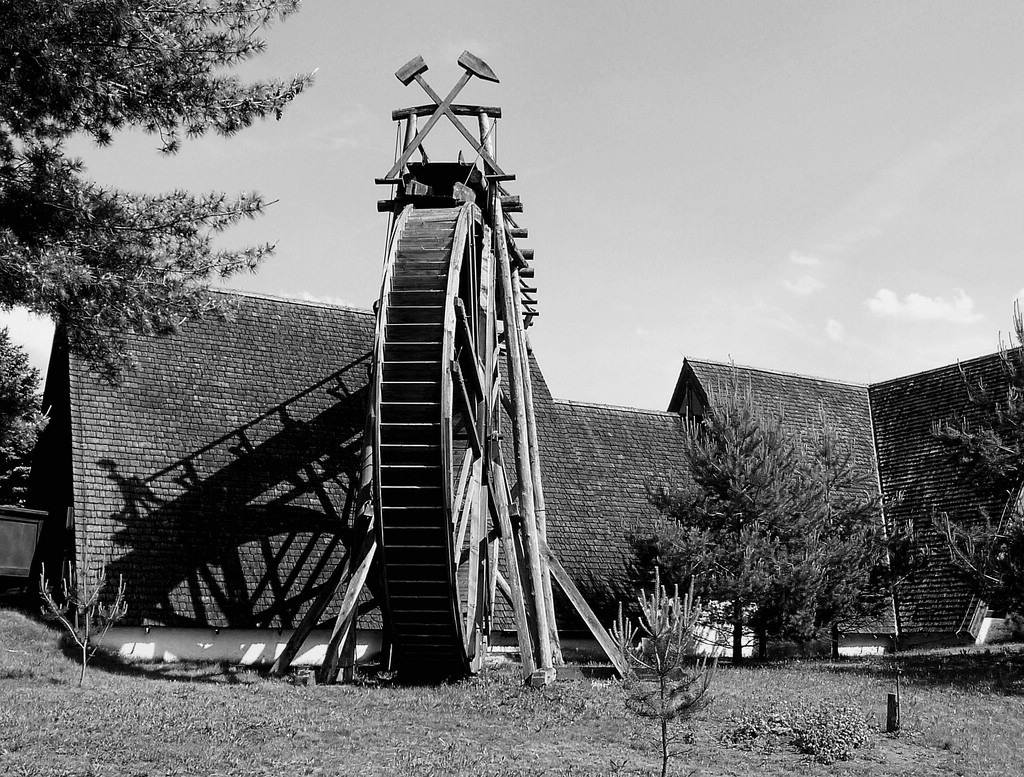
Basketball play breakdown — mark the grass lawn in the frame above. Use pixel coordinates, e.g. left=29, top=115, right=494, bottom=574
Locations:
left=2, top=608, right=1022, bottom=776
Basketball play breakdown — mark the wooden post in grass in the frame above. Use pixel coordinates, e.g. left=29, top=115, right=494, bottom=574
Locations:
left=886, top=693, right=900, bottom=733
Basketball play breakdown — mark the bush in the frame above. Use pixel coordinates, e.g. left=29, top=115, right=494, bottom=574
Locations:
left=726, top=700, right=872, bottom=764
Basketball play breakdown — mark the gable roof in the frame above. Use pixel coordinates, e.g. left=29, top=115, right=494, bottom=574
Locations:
left=34, top=291, right=1008, bottom=640
left=59, top=292, right=376, bottom=627
left=33, top=290, right=689, bottom=630
left=869, top=352, right=1012, bottom=635
left=670, top=357, right=894, bottom=634
left=673, top=358, right=877, bottom=473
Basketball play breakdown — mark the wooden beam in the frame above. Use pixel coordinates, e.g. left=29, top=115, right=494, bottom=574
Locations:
left=464, top=458, right=485, bottom=656
left=501, top=195, right=523, bottom=212
left=508, top=227, right=528, bottom=239
left=405, top=72, right=507, bottom=177
left=385, top=70, right=473, bottom=179
left=495, top=568, right=514, bottom=606
left=316, top=530, right=378, bottom=684
left=539, top=536, right=627, bottom=678
left=495, top=212, right=553, bottom=677
left=489, top=463, right=537, bottom=679
left=512, top=273, right=562, bottom=666
left=452, top=362, right=483, bottom=456
left=269, top=546, right=352, bottom=677
left=392, top=104, right=502, bottom=120
left=454, top=298, right=487, bottom=397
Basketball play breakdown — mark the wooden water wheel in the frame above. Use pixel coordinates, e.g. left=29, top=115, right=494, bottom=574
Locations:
left=272, top=52, right=627, bottom=685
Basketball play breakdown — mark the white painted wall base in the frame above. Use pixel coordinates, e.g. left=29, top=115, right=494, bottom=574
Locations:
left=94, top=627, right=382, bottom=667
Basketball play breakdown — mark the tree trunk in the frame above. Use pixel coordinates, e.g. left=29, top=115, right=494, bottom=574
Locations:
left=732, top=601, right=744, bottom=665
left=830, top=622, right=840, bottom=661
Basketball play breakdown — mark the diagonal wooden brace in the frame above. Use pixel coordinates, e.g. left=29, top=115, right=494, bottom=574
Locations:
left=407, top=72, right=506, bottom=177
left=386, top=69, right=474, bottom=179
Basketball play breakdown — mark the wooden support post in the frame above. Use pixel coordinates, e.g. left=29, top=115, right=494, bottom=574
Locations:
left=489, top=461, right=536, bottom=680
left=403, top=115, right=417, bottom=168
left=886, top=693, right=900, bottom=733
left=269, top=547, right=352, bottom=677
left=271, top=396, right=379, bottom=679
left=464, top=457, right=485, bottom=660
left=495, top=200, right=554, bottom=682
left=511, top=273, right=562, bottom=666
left=316, top=529, right=378, bottom=684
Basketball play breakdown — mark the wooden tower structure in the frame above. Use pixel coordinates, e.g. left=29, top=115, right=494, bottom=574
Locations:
left=272, top=52, right=625, bottom=685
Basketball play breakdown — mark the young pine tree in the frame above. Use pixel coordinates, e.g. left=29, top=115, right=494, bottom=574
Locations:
left=638, top=370, right=887, bottom=662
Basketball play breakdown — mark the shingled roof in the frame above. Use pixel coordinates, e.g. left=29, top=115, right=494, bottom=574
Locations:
left=536, top=398, right=689, bottom=619
left=869, top=353, right=1012, bottom=635
left=669, top=357, right=894, bottom=634
left=30, top=291, right=689, bottom=631
left=671, top=358, right=878, bottom=473
left=34, top=292, right=1008, bottom=643
left=39, top=292, right=376, bottom=628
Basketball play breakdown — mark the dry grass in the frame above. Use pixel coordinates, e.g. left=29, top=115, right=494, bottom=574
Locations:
left=1, top=608, right=1022, bottom=776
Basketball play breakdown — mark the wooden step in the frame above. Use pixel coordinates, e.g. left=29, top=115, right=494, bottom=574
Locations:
left=389, top=290, right=446, bottom=307
left=385, top=323, right=443, bottom=343
left=392, top=274, right=448, bottom=291
left=384, top=342, right=442, bottom=361
left=386, top=306, right=444, bottom=325
left=380, top=465, right=442, bottom=488
left=380, top=485, right=443, bottom=507
left=382, top=361, right=439, bottom=381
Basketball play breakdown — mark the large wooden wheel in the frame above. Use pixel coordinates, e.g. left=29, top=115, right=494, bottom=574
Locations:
left=371, top=202, right=493, bottom=680
left=269, top=52, right=629, bottom=686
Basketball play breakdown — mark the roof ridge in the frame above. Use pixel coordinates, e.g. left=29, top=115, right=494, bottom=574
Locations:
left=552, top=397, right=680, bottom=418
left=685, top=355, right=868, bottom=389
left=868, top=349, right=1006, bottom=388
left=213, top=287, right=373, bottom=316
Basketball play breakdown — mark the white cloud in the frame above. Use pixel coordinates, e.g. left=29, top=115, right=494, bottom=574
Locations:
left=789, top=251, right=821, bottom=266
left=864, top=288, right=983, bottom=324
left=825, top=319, right=845, bottom=342
left=783, top=275, right=824, bottom=295
left=0, top=307, right=55, bottom=379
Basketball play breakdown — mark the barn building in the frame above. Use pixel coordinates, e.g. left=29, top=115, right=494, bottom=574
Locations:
left=25, top=290, right=1015, bottom=664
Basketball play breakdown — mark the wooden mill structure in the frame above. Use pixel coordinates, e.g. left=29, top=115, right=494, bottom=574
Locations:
left=272, top=52, right=624, bottom=685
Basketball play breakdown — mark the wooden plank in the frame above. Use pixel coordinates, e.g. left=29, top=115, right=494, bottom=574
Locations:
left=452, top=362, right=483, bottom=456
left=453, top=298, right=487, bottom=397
left=385, top=70, right=473, bottom=179
left=268, top=546, right=352, bottom=677
left=453, top=471, right=478, bottom=567
left=494, top=200, right=553, bottom=673
left=489, top=466, right=536, bottom=679
left=452, top=447, right=475, bottom=522
left=316, top=529, right=379, bottom=684
left=512, top=273, right=562, bottom=666
left=540, top=536, right=627, bottom=678
left=392, top=104, right=502, bottom=120
left=408, top=73, right=506, bottom=177
left=464, top=457, right=484, bottom=655
left=495, top=568, right=514, bottom=607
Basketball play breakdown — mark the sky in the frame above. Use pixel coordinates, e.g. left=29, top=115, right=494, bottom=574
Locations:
left=4, top=1, right=1024, bottom=410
